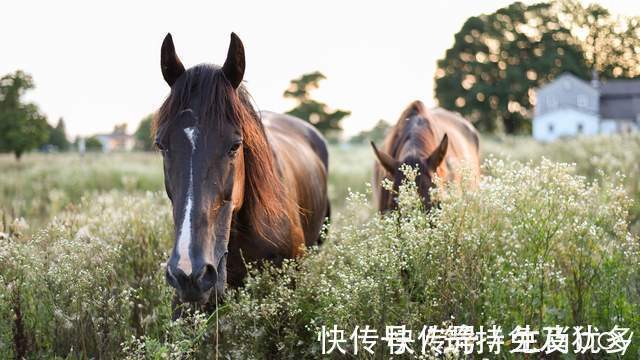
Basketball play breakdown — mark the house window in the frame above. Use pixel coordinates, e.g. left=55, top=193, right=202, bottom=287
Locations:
left=546, top=97, right=558, bottom=109
left=577, top=95, right=588, bottom=108
left=548, top=124, right=554, bottom=133
left=577, top=123, right=584, bottom=133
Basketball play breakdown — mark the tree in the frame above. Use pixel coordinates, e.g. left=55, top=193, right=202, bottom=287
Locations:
left=436, top=1, right=640, bottom=134
left=48, top=117, right=70, bottom=151
left=435, top=2, right=589, bottom=134
left=0, top=71, right=49, bottom=160
left=134, top=114, right=153, bottom=151
left=349, top=120, right=391, bottom=144
left=85, top=136, right=103, bottom=152
left=284, top=71, right=351, bottom=140
left=559, top=0, right=640, bottom=79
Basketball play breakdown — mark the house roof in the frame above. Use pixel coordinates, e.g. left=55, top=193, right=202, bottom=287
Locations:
left=535, top=72, right=640, bottom=122
left=599, top=79, right=640, bottom=121
left=599, top=79, right=640, bottom=96
left=536, top=73, right=599, bottom=97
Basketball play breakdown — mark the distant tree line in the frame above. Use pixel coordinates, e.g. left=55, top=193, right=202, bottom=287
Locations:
left=0, top=68, right=367, bottom=153
left=0, top=70, right=112, bottom=159
left=134, top=114, right=153, bottom=151
left=0, top=69, right=160, bottom=159
left=47, top=117, right=70, bottom=151
left=349, top=120, right=391, bottom=144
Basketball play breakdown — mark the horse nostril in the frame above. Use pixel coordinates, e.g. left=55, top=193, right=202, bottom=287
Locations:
left=166, top=263, right=218, bottom=302
left=165, top=267, right=180, bottom=289
left=195, top=264, right=217, bottom=293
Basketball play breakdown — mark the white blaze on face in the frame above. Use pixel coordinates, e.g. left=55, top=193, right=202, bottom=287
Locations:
left=176, top=126, right=198, bottom=275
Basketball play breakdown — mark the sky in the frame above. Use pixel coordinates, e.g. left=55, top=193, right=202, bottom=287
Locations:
left=1, top=0, right=639, bottom=138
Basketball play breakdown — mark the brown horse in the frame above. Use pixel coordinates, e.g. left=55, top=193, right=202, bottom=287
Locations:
left=154, top=33, right=330, bottom=305
left=371, top=100, right=480, bottom=212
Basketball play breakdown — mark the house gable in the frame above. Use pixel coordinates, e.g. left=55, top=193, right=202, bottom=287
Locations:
left=535, top=73, right=599, bottom=117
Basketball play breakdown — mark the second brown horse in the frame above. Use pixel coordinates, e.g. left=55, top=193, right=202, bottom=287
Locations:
left=371, top=100, right=480, bottom=212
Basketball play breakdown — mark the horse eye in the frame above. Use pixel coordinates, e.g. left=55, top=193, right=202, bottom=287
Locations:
left=228, top=141, right=242, bottom=156
left=155, top=140, right=167, bottom=152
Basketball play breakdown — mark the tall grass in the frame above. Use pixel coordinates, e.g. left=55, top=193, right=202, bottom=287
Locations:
left=483, top=134, right=640, bottom=231
left=214, top=159, right=639, bottom=358
left=0, top=145, right=373, bottom=228
left=0, top=192, right=174, bottom=358
left=0, top=153, right=163, bottom=227
left=0, top=134, right=639, bottom=358
left=327, top=143, right=373, bottom=212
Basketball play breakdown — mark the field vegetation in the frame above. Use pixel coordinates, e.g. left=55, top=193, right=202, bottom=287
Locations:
left=1, top=134, right=639, bottom=358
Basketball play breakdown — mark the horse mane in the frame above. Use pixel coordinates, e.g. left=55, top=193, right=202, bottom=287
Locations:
left=152, top=64, right=291, bottom=247
left=385, top=100, right=440, bottom=159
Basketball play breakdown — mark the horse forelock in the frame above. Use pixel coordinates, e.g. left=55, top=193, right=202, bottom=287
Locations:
left=387, top=101, right=441, bottom=160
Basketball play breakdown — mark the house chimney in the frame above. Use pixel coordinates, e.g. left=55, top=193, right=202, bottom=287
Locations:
left=591, top=69, right=600, bottom=89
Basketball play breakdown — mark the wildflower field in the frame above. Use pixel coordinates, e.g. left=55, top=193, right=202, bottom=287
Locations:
left=1, top=135, right=640, bottom=358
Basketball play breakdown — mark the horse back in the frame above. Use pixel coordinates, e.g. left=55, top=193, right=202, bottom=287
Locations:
left=428, top=107, right=481, bottom=182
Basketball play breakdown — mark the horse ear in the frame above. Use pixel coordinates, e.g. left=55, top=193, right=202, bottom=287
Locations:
left=222, top=32, right=245, bottom=89
left=371, top=141, right=399, bottom=174
left=425, top=134, right=448, bottom=171
left=161, top=33, right=185, bottom=87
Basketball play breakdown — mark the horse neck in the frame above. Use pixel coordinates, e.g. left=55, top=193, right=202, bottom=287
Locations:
left=231, top=134, right=293, bottom=254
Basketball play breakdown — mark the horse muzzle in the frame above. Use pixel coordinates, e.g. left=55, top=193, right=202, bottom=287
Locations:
left=166, top=253, right=228, bottom=304
left=166, top=262, right=218, bottom=303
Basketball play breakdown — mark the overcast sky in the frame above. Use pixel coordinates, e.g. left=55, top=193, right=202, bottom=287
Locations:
left=1, top=0, right=638, bottom=138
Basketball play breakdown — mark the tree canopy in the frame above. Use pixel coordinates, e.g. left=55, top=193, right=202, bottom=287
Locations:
left=560, top=0, right=640, bottom=78
left=134, top=114, right=154, bottom=151
left=283, top=71, right=350, bottom=140
left=349, top=119, right=391, bottom=144
left=48, top=117, right=70, bottom=151
left=434, top=0, right=640, bottom=134
left=0, top=70, right=49, bottom=159
left=85, top=136, right=103, bottom=152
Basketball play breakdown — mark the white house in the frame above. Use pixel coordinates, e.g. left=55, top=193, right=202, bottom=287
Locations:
left=533, top=72, right=640, bottom=142
left=95, top=127, right=135, bottom=152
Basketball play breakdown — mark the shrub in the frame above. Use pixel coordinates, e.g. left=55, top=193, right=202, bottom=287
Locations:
left=484, top=134, right=640, bottom=230
left=216, top=159, right=640, bottom=358
left=0, top=192, right=173, bottom=358
left=1, top=136, right=640, bottom=358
